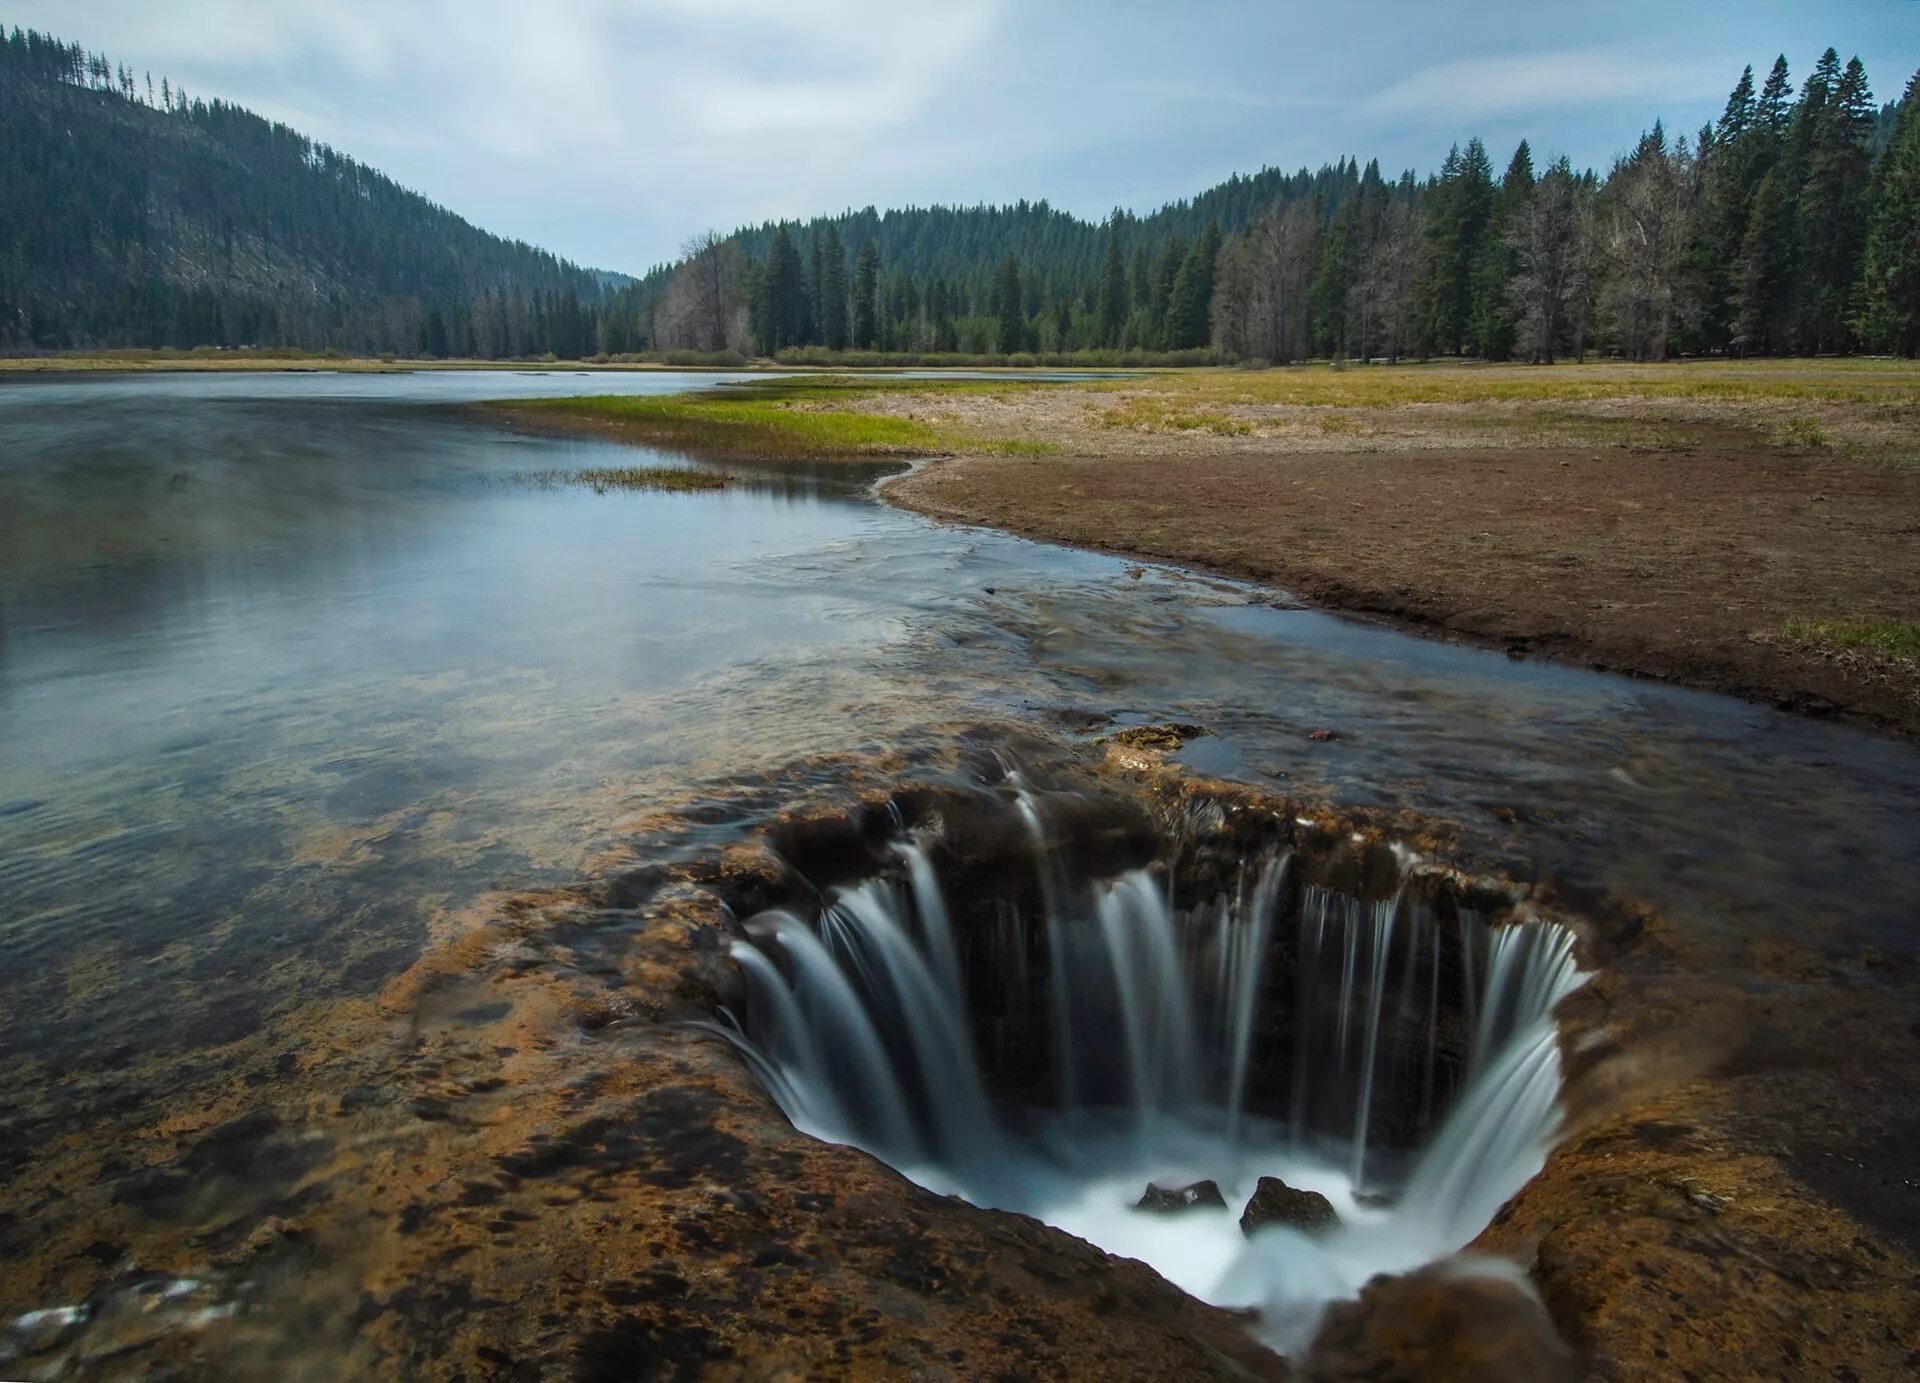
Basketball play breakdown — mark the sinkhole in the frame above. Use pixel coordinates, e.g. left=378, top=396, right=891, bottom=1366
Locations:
left=708, top=776, right=1587, bottom=1351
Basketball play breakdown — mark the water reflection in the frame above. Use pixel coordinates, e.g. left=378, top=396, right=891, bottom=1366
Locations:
left=1, top=367, right=1916, bottom=1173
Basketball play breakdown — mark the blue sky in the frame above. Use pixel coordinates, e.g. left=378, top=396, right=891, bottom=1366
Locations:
left=20, top=1, right=1920, bottom=274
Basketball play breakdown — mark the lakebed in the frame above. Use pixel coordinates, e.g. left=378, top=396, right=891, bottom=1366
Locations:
left=2, top=367, right=1917, bottom=1377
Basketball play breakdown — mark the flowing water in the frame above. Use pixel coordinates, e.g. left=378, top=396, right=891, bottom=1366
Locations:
left=716, top=804, right=1584, bottom=1351
left=3, top=370, right=1919, bottom=1367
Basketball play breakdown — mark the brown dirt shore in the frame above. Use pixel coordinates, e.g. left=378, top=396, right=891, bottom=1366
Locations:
left=879, top=376, right=1920, bottom=738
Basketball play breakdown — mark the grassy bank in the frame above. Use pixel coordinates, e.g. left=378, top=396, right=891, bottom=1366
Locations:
left=487, top=377, right=1062, bottom=461
left=486, top=358, right=1920, bottom=473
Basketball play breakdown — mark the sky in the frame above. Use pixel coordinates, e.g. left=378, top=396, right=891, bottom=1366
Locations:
left=18, top=1, right=1920, bottom=274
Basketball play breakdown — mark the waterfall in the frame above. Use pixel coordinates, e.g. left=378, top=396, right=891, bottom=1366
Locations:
left=715, top=809, right=1586, bottom=1348
left=1222, top=853, right=1287, bottom=1140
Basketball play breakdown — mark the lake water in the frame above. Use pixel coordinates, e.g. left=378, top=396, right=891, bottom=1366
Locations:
left=3, top=369, right=1916, bottom=1365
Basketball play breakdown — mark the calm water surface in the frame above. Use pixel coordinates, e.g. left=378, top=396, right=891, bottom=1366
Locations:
left=2, top=369, right=1917, bottom=1346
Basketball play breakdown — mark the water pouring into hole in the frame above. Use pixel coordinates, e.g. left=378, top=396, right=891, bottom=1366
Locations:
left=710, top=784, right=1586, bottom=1353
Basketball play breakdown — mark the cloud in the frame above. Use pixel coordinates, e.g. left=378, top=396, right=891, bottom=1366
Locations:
left=1361, top=47, right=1726, bottom=124
left=21, top=3, right=1915, bottom=270
left=13, top=0, right=1007, bottom=264
left=1104, top=78, right=1330, bottom=114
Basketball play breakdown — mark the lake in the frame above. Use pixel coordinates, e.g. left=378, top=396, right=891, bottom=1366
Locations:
left=3, top=369, right=1915, bottom=1368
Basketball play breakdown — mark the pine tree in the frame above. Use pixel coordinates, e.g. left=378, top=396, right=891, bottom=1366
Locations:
left=1855, top=69, right=1920, bottom=354
left=1049, top=284, right=1071, bottom=350
left=1097, top=216, right=1127, bottom=347
left=822, top=226, right=849, bottom=350
left=1690, top=66, right=1759, bottom=352
left=1794, top=54, right=1875, bottom=351
left=1735, top=168, right=1794, bottom=352
left=996, top=252, right=1025, bottom=354
left=1756, top=55, right=1794, bottom=137
left=1780, top=48, right=1843, bottom=350
left=1189, top=220, right=1223, bottom=347
left=1127, top=243, right=1152, bottom=316
left=1470, top=141, right=1533, bottom=359
left=850, top=241, right=879, bottom=350
left=1148, top=235, right=1185, bottom=347
left=756, top=225, right=805, bottom=353
left=1731, top=57, right=1797, bottom=353
left=1312, top=195, right=1356, bottom=357
left=1424, top=139, right=1494, bottom=354
left=1163, top=221, right=1221, bottom=349
left=806, top=231, right=825, bottom=346
left=928, top=277, right=953, bottom=351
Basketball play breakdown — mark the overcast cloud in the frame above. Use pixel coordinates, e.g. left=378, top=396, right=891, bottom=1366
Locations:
left=16, top=1, right=1920, bottom=273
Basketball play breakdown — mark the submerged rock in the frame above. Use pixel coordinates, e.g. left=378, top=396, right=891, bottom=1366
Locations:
left=1240, top=1176, right=1339, bottom=1235
left=1135, top=1180, right=1229, bottom=1214
left=1103, top=722, right=1212, bottom=753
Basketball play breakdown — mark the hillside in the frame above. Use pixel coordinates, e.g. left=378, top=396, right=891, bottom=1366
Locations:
left=726, top=162, right=1368, bottom=288
left=6, top=20, right=1914, bottom=365
left=0, top=26, right=626, bottom=355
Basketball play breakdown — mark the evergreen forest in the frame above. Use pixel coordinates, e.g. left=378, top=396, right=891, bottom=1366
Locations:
left=5, top=23, right=1918, bottom=362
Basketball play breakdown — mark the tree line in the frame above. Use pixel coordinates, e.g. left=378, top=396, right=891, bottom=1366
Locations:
left=6, top=21, right=1917, bottom=363
left=656, top=49, right=1919, bottom=363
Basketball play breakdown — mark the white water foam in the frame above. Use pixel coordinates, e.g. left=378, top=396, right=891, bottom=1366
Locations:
left=716, top=819, right=1584, bottom=1353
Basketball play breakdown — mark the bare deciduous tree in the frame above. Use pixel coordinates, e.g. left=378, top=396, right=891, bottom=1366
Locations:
left=1600, top=130, right=1695, bottom=361
left=1508, top=159, right=1595, bottom=365
left=659, top=230, right=745, bottom=352
left=1213, top=200, right=1319, bottom=363
left=1371, top=202, right=1428, bottom=364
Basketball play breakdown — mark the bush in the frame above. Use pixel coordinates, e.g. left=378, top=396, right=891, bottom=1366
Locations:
left=653, top=348, right=748, bottom=368
left=768, top=346, right=1228, bottom=369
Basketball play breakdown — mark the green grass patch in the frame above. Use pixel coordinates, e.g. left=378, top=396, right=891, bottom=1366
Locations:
left=490, top=376, right=1065, bottom=461
left=493, top=391, right=939, bottom=460
left=512, top=465, right=733, bottom=494
left=1781, top=617, right=1920, bottom=661
left=1777, top=415, right=1831, bottom=448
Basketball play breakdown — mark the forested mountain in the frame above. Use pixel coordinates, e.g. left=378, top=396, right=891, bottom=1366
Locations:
left=5, top=19, right=1918, bottom=363
left=0, top=25, right=648, bottom=355
left=657, top=50, right=1920, bottom=362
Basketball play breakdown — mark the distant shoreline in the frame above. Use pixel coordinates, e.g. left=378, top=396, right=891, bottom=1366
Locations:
left=0, top=354, right=742, bottom=375
left=0, top=351, right=1170, bottom=375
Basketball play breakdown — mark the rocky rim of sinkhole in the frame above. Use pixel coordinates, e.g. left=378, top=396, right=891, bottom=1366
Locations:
left=692, top=752, right=1604, bottom=1361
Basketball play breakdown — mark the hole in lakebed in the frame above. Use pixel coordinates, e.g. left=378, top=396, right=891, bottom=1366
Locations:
left=707, top=775, right=1589, bottom=1353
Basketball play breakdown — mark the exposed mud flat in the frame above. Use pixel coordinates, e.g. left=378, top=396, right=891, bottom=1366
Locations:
left=887, top=425, right=1920, bottom=738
